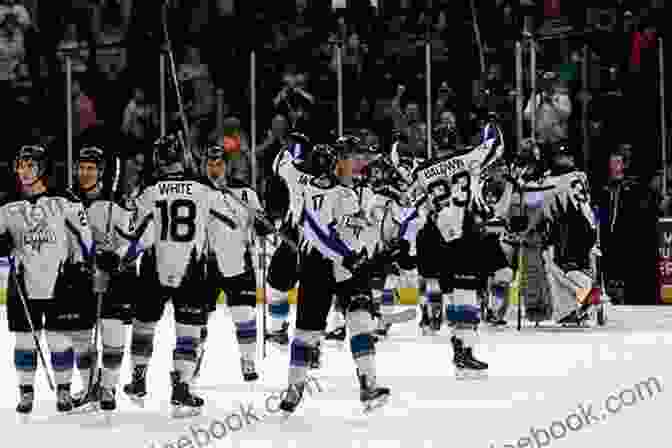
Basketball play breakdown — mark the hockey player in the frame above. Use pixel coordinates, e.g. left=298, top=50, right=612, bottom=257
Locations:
left=533, top=145, right=598, bottom=325
left=197, top=144, right=271, bottom=383
left=409, top=122, right=506, bottom=377
left=69, top=146, right=137, bottom=413
left=326, top=153, right=418, bottom=342
left=264, top=132, right=314, bottom=349
left=122, top=133, right=240, bottom=417
left=278, top=143, right=390, bottom=415
left=0, top=145, right=94, bottom=415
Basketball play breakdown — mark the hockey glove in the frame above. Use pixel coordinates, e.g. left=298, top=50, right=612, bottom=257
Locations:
left=96, top=250, right=122, bottom=273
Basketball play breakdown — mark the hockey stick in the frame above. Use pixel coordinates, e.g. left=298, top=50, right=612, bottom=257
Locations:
left=260, top=236, right=268, bottom=359
left=160, top=1, right=192, bottom=171
left=9, top=257, right=55, bottom=391
left=88, top=157, right=121, bottom=395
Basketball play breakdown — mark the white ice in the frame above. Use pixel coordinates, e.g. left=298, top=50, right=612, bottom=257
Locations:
left=1, top=304, right=671, bottom=448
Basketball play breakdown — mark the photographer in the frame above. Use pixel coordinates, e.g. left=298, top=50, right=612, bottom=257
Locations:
left=272, top=68, right=314, bottom=130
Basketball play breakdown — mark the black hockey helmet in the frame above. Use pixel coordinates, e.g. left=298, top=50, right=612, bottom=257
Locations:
left=362, top=155, right=401, bottom=189
left=309, top=143, right=338, bottom=177
left=14, top=144, right=50, bottom=180
left=78, top=146, right=106, bottom=170
left=205, top=144, right=226, bottom=161
left=153, top=132, right=185, bottom=173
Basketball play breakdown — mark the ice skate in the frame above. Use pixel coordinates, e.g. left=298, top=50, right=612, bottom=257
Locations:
left=170, top=371, right=204, bottom=418
left=278, top=382, right=305, bottom=417
left=266, top=321, right=289, bottom=349
left=240, top=358, right=259, bottom=382
left=72, top=371, right=102, bottom=413
left=452, top=336, right=488, bottom=380
left=374, top=317, right=391, bottom=339
left=324, top=325, right=346, bottom=345
left=99, top=387, right=116, bottom=424
left=56, top=384, right=74, bottom=413
left=358, top=371, right=390, bottom=414
left=123, top=365, right=147, bottom=407
left=16, top=385, right=34, bottom=418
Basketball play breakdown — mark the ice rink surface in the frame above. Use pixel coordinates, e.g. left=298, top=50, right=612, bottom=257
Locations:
left=2, top=304, right=671, bottom=448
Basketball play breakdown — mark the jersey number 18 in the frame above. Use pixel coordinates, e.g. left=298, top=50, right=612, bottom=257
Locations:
left=155, top=199, right=196, bottom=242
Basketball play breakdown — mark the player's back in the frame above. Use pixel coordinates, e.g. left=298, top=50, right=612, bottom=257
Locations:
left=137, top=176, right=218, bottom=287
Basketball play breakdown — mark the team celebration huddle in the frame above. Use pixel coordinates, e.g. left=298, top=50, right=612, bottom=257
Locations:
left=0, top=117, right=606, bottom=422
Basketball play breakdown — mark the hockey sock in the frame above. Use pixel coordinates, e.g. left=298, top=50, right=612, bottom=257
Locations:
left=14, top=332, right=37, bottom=386
left=46, top=331, right=74, bottom=387
left=268, top=288, right=290, bottom=332
left=129, top=320, right=156, bottom=369
left=230, top=305, right=256, bottom=361
left=173, top=323, right=200, bottom=382
left=100, top=318, right=125, bottom=389
left=289, top=330, right=321, bottom=386
left=382, top=275, right=400, bottom=314
left=446, top=289, right=480, bottom=348
left=328, top=298, right=346, bottom=330
left=346, top=310, right=377, bottom=379
left=70, top=329, right=98, bottom=390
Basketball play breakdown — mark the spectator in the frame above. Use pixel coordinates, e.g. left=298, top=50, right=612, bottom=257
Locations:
left=524, top=71, right=572, bottom=145
left=598, top=147, right=658, bottom=305
left=391, top=96, right=429, bottom=158
left=433, top=109, right=463, bottom=157
left=72, top=76, right=98, bottom=140
left=178, top=45, right=214, bottom=119
left=273, top=67, right=314, bottom=131
left=121, top=86, right=158, bottom=157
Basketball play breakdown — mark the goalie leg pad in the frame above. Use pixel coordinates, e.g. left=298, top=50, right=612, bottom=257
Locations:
left=15, top=332, right=37, bottom=385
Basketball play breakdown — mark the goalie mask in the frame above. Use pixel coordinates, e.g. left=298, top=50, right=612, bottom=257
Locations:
left=14, top=145, right=49, bottom=189
left=77, top=146, right=105, bottom=192
left=153, top=132, right=185, bottom=176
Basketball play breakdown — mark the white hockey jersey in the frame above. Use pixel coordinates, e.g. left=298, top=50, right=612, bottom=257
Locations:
left=133, top=174, right=239, bottom=287
left=0, top=190, right=94, bottom=300
left=272, top=148, right=314, bottom=228
left=300, top=177, right=359, bottom=262
left=409, top=125, right=503, bottom=243
left=206, top=178, right=261, bottom=278
left=80, top=192, right=135, bottom=292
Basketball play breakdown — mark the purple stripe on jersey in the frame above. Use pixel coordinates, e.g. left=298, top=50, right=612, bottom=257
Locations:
left=302, top=208, right=353, bottom=258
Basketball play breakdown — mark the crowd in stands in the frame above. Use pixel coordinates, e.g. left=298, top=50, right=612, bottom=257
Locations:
left=0, top=1, right=668, bottom=202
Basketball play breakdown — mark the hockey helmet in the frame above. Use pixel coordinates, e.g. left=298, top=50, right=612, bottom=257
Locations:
left=153, top=132, right=185, bottom=174
left=362, top=155, right=398, bottom=189
left=308, top=143, right=338, bottom=177
left=205, top=144, right=226, bottom=161
left=14, top=145, right=50, bottom=186
left=77, top=146, right=106, bottom=191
